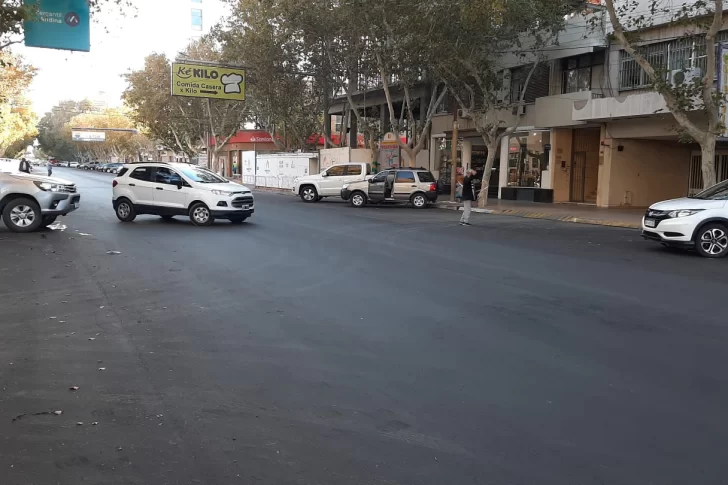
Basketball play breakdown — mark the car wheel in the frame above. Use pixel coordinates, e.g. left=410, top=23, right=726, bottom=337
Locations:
left=2, top=197, right=43, bottom=233
left=350, top=191, right=367, bottom=207
left=229, top=215, right=248, bottom=224
left=42, top=215, right=57, bottom=227
left=115, top=199, right=136, bottom=222
left=190, top=203, right=214, bottom=226
left=410, top=193, right=427, bottom=209
left=695, top=223, right=728, bottom=258
left=300, top=185, right=318, bottom=202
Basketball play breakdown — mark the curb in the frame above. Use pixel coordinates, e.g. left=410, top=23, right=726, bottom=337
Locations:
left=433, top=203, right=640, bottom=229
left=250, top=186, right=296, bottom=196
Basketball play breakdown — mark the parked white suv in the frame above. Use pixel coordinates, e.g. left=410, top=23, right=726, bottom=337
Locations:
left=112, top=163, right=254, bottom=226
left=293, top=163, right=371, bottom=202
left=641, top=179, right=728, bottom=257
left=0, top=163, right=80, bottom=232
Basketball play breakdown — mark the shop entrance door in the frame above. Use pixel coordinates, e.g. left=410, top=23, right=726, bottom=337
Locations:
left=570, top=153, right=586, bottom=202
left=570, top=129, right=600, bottom=203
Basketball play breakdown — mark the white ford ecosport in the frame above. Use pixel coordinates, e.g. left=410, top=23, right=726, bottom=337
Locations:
left=112, top=162, right=254, bottom=226
left=642, top=179, right=728, bottom=257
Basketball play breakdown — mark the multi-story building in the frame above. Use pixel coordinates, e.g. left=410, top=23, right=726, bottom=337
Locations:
left=330, top=3, right=728, bottom=208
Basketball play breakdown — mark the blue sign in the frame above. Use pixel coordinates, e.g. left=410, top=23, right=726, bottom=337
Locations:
left=24, top=0, right=90, bottom=52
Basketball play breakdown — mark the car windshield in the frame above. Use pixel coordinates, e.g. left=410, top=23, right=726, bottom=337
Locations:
left=691, top=180, right=728, bottom=200
left=178, top=166, right=228, bottom=183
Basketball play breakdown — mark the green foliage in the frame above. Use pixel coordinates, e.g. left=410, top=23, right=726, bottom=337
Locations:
left=0, top=51, right=36, bottom=157
left=219, top=0, right=325, bottom=150
left=37, top=100, right=92, bottom=160
left=123, top=37, right=249, bottom=165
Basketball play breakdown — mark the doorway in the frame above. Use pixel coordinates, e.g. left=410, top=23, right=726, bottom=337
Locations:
left=570, top=129, right=600, bottom=203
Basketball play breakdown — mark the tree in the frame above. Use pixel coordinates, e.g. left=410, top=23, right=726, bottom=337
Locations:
left=0, top=51, right=36, bottom=157
left=602, top=0, right=724, bottom=189
left=1, top=0, right=134, bottom=52
left=181, top=36, right=250, bottom=172
left=63, top=108, right=148, bottom=162
left=433, top=0, right=573, bottom=207
left=361, top=0, right=449, bottom=167
left=219, top=0, right=322, bottom=151
left=124, top=37, right=249, bottom=171
left=37, top=100, right=94, bottom=160
left=123, top=53, right=206, bottom=160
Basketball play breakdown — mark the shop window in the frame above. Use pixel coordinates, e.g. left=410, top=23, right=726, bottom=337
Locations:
left=435, top=139, right=460, bottom=188
left=507, top=131, right=550, bottom=188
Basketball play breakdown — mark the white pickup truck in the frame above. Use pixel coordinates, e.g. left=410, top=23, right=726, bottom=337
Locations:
left=292, top=163, right=371, bottom=202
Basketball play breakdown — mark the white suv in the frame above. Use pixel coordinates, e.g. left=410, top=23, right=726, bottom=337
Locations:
left=112, top=163, right=254, bottom=226
left=642, top=180, right=728, bottom=257
left=293, top=163, right=371, bottom=202
left=0, top=164, right=80, bottom=232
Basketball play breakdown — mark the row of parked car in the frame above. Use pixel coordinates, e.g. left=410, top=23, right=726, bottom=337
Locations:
left=70, top=161, right=125, bottom=173
left=77, top=162, right=124, bottom=173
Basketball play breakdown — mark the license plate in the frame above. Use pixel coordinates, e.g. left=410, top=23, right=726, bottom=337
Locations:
left=644, top=218, right=656, bottom=228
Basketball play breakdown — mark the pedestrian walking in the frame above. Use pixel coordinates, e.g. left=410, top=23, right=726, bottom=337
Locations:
left=19, top=158, right=32, bottom=174
left=47, top=163, right=53, bottom=177
left=459, top=168, right=477, bottom=226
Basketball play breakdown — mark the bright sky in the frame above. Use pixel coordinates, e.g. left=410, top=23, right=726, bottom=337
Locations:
left=13, top=0, right=229, bottom=116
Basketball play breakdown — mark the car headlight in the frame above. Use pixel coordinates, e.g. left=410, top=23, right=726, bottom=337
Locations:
left=667, top=209, right=704, bottom=218
left=211, top=189, right=234, bottom=196
left=342, top=183, right=350, bottom=189
left=34, top=181, right=61, bottom=192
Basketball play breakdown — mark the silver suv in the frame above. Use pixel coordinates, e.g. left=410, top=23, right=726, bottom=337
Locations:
left=340, top=168, right=438, bottom=208
left=0, top=168, right=80, bottom=232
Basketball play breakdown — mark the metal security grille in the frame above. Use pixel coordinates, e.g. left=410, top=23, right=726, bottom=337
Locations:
left=618, top=31, right=728, bottom=90
left=688, top=152, right=728, bottom=195
left=570, top=152, right=587, bottom=202
left=688, top=154, right=703, bottom=196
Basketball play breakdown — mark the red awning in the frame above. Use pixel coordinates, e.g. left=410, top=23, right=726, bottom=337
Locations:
left=209, top=130, right=274, bottom=145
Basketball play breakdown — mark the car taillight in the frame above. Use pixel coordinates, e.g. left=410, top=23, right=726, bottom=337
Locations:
left=429, top=183, right=436, bottom=192
left=112, top=180, right=118, bottom=188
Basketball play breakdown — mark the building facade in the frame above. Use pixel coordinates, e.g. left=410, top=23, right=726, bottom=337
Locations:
left=429, top=9, right=728, bottom=208
left=330, top=5, right=728, bottom=208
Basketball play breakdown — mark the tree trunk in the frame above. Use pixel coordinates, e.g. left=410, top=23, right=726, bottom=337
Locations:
left=403, top=146, right=417, bottom=168
left=701, top=133, right=717, bottom=189
left=477, top=141, right=498, bottom=208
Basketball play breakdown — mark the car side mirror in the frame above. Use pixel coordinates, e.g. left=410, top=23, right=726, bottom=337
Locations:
left=176, top=181, right=183, bottom=189
left=321, top=172, right=328, bottom=177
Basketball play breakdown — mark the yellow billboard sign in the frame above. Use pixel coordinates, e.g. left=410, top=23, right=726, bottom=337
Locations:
left=171, top=62, right=245, bottom=101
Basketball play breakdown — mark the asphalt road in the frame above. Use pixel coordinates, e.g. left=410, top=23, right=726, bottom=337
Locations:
left=1, top=167, right=727, bottom=485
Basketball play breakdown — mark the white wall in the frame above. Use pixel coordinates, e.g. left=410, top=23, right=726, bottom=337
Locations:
left=245, top=153, right=315, bottom=189
left=320, top=147, right=349, bottom=169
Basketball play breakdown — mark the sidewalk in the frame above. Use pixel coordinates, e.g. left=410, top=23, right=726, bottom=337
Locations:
left=434, top=199, right=644, bottom=229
